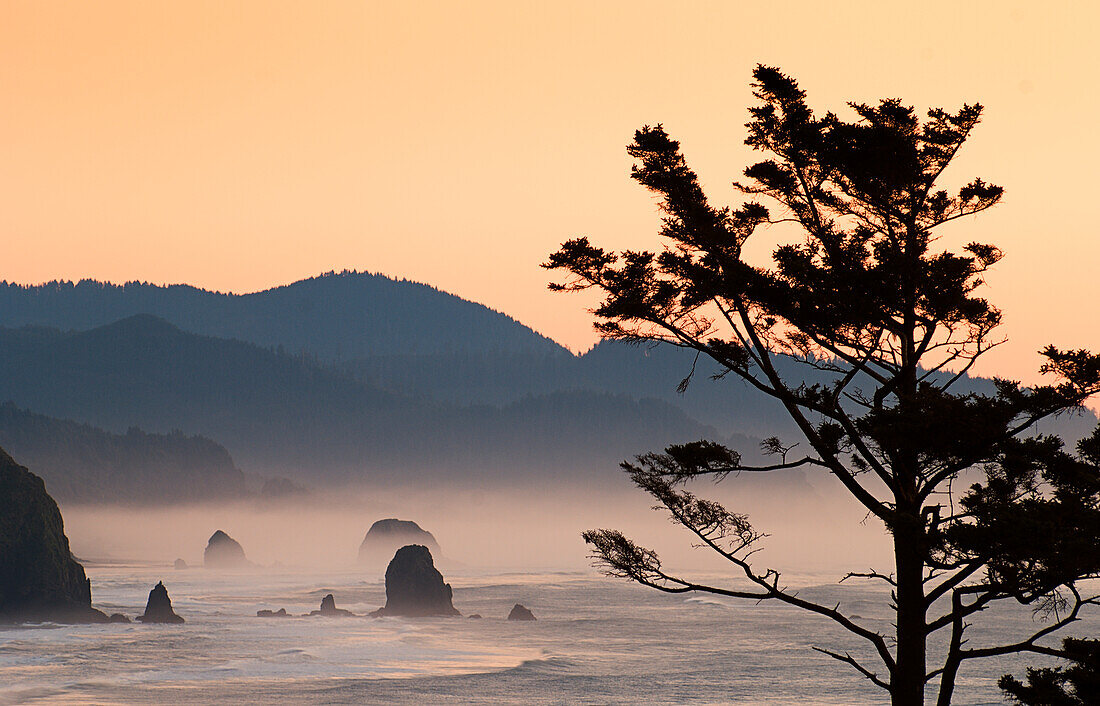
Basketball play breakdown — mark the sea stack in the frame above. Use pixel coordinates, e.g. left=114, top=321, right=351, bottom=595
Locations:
left=0, top=446, right=108, bottom=623
left=309, top=593, right=355, bottom=617
left=371, top=545, right=459, bottom=617
left=203, top=530, right=250, bottom=568
left=136, top=581, right=184, bottom=623
left=358, top=519, right=440, bottom=565
left=507, top=604, right=536, bottom=621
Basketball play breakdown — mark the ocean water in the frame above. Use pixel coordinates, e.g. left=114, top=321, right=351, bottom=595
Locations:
left=2, top=564, right=1094, bottom=705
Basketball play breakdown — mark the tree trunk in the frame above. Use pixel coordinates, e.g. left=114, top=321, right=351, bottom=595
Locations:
left=893, top=519, right=927, bottom=706
left=934, top=590, right=966, bottom=706
left=935, top=650, right=961, bottom=706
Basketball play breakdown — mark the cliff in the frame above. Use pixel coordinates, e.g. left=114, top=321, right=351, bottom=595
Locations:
left=0, top=447, right=107, bottom=623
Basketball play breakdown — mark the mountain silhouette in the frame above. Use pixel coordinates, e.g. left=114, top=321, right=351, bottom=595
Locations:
left=1, top=273, right=1091, bottom=498
left=0, top=403, right=247, bottom=504
left=0, top=316, right=720, bottom=487
left=344, top=339, right=1099, bottom=443
left=343, top=340, right=797, bottom=439
left=0, top=271, right=567, bottom=359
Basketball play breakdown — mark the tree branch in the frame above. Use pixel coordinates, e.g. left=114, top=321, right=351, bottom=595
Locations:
left=813, top=646, right=891, bottom=691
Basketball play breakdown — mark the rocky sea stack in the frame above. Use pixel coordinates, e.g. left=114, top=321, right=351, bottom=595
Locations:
left=136, top=581, right=184, bottom=623
left=358, top=519, right=440, bottom=565
left=309, top=593, right=355, bottom=617
left=0, top=446, right=107, bottom=623
left=507, top=604, right=536, bottom=621
left=371, top=544, right=459, bottom=617
left=203, top=530, right=250, bottom=568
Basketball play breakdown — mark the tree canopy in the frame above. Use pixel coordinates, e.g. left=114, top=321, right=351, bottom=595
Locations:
left=546, top=65, right=1100, bottom=706
left=1000, top=637, right=1100, bottom=705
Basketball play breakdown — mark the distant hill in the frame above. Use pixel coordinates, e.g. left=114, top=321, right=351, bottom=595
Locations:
left=0, top=403, right=247, bottom=504
left=0, top=271, right=567, bottom=358
left=2, top=269, right=1091, bottom=450
left=341, top=344, right=792, bottom=437
left=0, top=316, right=723, bottom=486
left=0, top=313, right=400, bottom=438
left=342, top=340, right=1099, bottom=443
left=0, top=315, right=406, bottom=476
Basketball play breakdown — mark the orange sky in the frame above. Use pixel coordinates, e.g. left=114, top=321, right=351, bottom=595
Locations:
left=2, top=1, right=1098, bottom=380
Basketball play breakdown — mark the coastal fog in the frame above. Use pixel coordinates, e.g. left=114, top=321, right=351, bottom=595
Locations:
left=18, top=478, right=1094, bottom=706
left=60, top=476, right=893, bottom=579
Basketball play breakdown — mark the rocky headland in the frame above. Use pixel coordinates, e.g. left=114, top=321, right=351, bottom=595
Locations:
left=0, top=446, right=108, bottom=623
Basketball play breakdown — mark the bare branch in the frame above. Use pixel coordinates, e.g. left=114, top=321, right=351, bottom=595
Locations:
left=813, top=647, right=891, bottom=691
left=842, top=570, right=897, bottom=587
left=957, top=586, right=1095, bottom=662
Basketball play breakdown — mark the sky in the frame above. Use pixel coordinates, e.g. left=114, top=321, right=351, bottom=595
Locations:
left=2, top=1, right=1098, bottom=381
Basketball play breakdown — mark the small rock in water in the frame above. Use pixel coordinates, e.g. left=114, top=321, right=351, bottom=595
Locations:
left=173, top=558, right=188, bottom=570
left=108, top=613, right=131, bottom=623
left=257, top=608, right=289, bottom=618
left=507, top=604, right=536, bottom=621
left=467, top=614, right=483, bottom=619
left=309, top=594, right=355, bottom=617
left=136, top=581, right=184, bottom=624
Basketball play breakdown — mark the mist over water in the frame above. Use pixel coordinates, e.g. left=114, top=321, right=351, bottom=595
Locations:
left=60, top=476, right=893, bottom=576
left=0, top=477, right=1089, bottom=705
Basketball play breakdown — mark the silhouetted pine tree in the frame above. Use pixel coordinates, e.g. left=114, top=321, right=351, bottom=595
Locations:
left=546, top=66, right=1100, bottom=706
left=1000, top=638, right=1100, bottom=705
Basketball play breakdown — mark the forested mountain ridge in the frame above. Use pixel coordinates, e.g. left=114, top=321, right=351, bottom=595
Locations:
left=343, top=341, right=795, bottom=439
left=1, top=273, right=1092, bottom=501
left=345, top=339, right=1100, bottom=443
left=0, top=316, right=721, bottom=486
left=0, top=403, right=247, bottom=503
left=0, top=271, right=567, bottom=358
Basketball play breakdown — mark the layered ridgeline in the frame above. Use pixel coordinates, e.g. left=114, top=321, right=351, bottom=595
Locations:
left=0, top=273, right=781, bottom=437
left=342, top=341, right=1100, bottom=442
left=345, top=341, right=801, bottom=439
left=0, top=404, right=247, bottom=504
left=0, top=315, right=721, bottom=486
left=2, top=272, right=1089, bottom=443
left=0, top=271, right=1087, bottom=499
left=0, top=271, right=565, bottom=358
